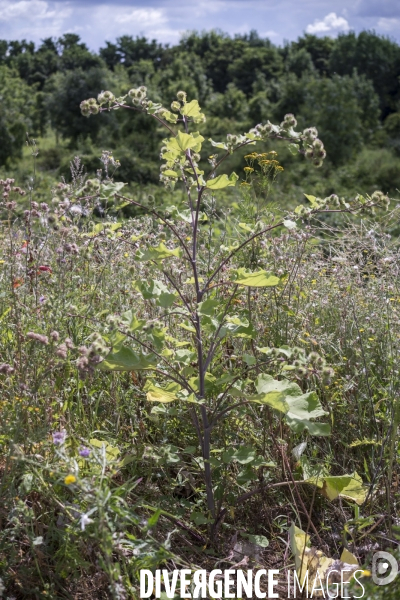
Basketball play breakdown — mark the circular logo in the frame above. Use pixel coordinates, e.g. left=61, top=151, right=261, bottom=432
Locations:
left=372, top=551, right=398, bottom=586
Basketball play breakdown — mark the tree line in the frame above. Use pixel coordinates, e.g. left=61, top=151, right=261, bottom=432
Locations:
left=1, top=30, right=400, bottom=187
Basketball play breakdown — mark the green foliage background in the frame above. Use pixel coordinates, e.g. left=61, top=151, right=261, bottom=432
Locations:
left=1, top=30, right=400, bottom=200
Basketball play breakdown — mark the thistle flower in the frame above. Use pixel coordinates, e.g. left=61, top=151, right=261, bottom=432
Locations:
left=79, top=446, right=90, bottom=458
left=26, top=332, right=49, bottom=345
left=55, top=343, right=68, bottom=359
left=52, top=431, right=67, bottom=445
left=0, top=363, right=14, bottom=375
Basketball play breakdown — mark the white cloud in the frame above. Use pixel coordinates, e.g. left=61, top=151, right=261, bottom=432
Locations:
left=306, top=12, right=350, bottom=35
left=377, top=17, right=400, bottom=31
left=0, top=0, right=70, bottom=21
left=261, top=30, right=279, bottom=39
left=114, top=8, right=166, bottom=26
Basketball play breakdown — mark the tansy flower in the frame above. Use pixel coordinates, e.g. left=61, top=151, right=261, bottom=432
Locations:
left=64, top=474, right=76, bottom=485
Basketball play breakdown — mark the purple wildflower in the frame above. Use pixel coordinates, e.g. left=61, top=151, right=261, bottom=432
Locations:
left=52, top=431, right=67, bottom=446
left=79, top=446, right=90, bottom=458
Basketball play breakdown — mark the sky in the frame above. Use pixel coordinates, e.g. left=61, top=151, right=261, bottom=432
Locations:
left=0, top=0, right=399, bottom=50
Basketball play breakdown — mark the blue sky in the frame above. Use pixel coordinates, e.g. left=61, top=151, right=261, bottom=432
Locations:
left=0, top=0, right=399, bottom=49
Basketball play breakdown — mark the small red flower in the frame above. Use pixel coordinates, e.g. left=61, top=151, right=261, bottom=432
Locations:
left=38, top=265, right=52, bottom=273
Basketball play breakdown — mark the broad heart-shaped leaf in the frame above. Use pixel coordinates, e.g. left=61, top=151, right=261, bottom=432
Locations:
left=220, top=315, right=256, bottom=339
left=206, top=172, right=239, bottom=190
left=120, top=309, right=146, bottom=332
left=235, top=270, right=280, bottom=287
left=307, top=472, right=367, bottom=505
left=163, top=111, right=178, bottom=123
left=100, top=181, right=126, bottom=197
left=137, top=242, right=180, bottom=261
left=172, top=130, right=204, bottom=153
left=134, top=280, right=177, bottom=308
left=146, top=384, right=178, bottom=403
left=163, top=169, right=179, bottom=178
left=250, top=374, right=330, bottom=436
left=100, top=346, right=157, bottom=371
left=233, top=446, right=257, bottom=464
left=198, top=298, right=220, bottom=316
left=180, top=99, right=202, bottom=118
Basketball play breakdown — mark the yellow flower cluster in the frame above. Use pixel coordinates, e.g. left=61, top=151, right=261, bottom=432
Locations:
left=64, top=474, right=76, bottom=485
left=242, top=151, right=284, bottom=181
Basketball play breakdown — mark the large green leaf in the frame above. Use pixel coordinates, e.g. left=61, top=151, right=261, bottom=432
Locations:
left=198, top=298, right=220, bottom=316
left=134, top=280, right=176, bottom=308
left=306, top=472, right=367, bottom=505
left=137, top=243, right=180, bottom=261
left=166, top=131, right=204, bottom=155
left=233, top=446, right=257, bottom=464
left=220, top=315, right=256, bottom=339
left=163, top=111, right=178, bottom=124
left=120, top=309, right=146, bottom=332
left=100, top=181, right=126, bottom=197
left=250, top=374, right=330, bottom=436
left=206, top=173, right=239, bottom=190
left=146, top=384, right=177, bottom=403
left=235, top=270, right=280, bottom=287
left=100, top=346, right=157, bottom=371
left=180, top=99, right=202, bottom=118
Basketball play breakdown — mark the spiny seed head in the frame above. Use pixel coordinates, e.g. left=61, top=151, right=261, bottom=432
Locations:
left=303, top=127, right=318, bottom=141
left=139, top=86, right=147, bottom=94
left=128, top=88, right=138, bottom=98
left=176, top=90, right=187, bottom=102
left=80, top=101, right=91, bottom=117
left=102, top=91, right=115, bottom=102
left=90, top=104, right=99, bottom=115
left=313, top=138, right=324, bottom=150
left=305, top=148, right=314, bottom=160
left=171, top=101, right=181, bottom=112
left=315, top=149, right=327, bottom=159
left=283, top=113, right=297, bottom=127
left=87, top=98, right=97, bottom=106
left=308, top=352, right=320, bottom=364
left=313, top=158, right=324, bottom=168
left=322, top=366, right=334, bottom=379
left=328, top=194, right=340, bottom=207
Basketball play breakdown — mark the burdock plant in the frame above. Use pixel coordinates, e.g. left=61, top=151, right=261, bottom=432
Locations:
left=79, top=87, right=390, bottom=537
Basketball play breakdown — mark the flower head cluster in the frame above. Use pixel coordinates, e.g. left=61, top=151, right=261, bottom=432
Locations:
left=80, top=97, right=100, bottom=117
left=52, top=431, right=67, bottom=445
left=26, top=332, right=49, bottom=345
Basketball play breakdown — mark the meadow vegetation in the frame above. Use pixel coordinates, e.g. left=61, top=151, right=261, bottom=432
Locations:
left=0, top=28, right=400, bottom=600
